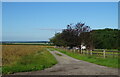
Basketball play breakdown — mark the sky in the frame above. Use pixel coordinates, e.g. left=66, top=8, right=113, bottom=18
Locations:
left=0, top=2, right=2, bottom=41
left=2, top=2, right=118, bottom=41
left=2, top=0, right=119, bottom=2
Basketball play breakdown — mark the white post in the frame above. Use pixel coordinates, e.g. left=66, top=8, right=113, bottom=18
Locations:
left=90, top=50, right=92, bottom=55
left=103, top=49, right=106, bottom=58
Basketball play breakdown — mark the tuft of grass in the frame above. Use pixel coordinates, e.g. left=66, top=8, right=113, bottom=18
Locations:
left=2, top=45, right=57, bottom=74
left=50, top=48, right=119, bottom=68
left=55, top=53, right=62, bottom=56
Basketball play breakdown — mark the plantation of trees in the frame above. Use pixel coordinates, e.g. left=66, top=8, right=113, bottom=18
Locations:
left=50, top=22, right=120, bottom=50
left=92, top=28, right=119, bottom=49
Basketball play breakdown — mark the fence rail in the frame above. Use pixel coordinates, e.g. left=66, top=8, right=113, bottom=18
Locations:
left=69, top=49, right=119, bottom=58
left=55, top=47, right=119, bottom=58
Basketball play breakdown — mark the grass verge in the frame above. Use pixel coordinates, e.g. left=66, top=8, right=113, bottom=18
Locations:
left=50, top=48, right=119, bottom=68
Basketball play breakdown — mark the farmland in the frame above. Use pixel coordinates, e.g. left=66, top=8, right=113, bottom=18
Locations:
left=2, top=45, right=57, bottom=74
left=1, top=44, right=119, bottom=75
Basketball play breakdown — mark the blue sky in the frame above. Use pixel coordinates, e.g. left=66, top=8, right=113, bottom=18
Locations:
left=2, top=2, right=118, bottom=41
left=2, top=0, right=119, bottom=2
left=0, top=2, right=2, bottom=41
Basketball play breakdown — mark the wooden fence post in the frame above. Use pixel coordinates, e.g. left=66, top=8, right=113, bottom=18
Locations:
left=103, top=49, right=106, bottom=58
left=74, top=49, right=75, bottom=53
left=81, top=49, right=82, bottom=54
left=90, top=50, right=92, bottom=55
left=77, top=49, right=79, bottom=53
left=87, top=50, right=88, bottom=55
left=72, top=49, right=74, bottom=52
left=112, top=51, right=114, bottom=58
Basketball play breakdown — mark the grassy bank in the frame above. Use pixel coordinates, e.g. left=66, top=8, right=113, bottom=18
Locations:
left=50, top=48, right=119, bottom=68
left=2, top=45, right=57, bottom=74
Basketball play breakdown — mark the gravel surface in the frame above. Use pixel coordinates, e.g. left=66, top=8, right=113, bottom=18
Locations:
left=13, top=49, right=119, bottom=75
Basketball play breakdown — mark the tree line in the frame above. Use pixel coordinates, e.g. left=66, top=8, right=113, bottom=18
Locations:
left=50, top=22, right=119, bottom=50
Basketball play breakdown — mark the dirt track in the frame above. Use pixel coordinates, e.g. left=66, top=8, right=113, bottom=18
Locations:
left=14, top=49, right=118, bottom=75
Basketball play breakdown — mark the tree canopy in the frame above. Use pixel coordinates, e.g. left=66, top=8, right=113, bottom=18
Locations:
left=50, top=23, right=119, bottom=50
left=50, top=22, right=92, bottom=49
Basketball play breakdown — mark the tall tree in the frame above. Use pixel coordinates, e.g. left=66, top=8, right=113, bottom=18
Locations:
left=50, top=22, right=91, bottom=49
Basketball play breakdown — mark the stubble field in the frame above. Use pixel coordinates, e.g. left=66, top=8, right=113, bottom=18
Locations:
left=2, top=45, right=57, bottom=74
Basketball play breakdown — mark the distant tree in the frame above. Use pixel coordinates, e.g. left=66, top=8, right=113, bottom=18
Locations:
left=80, top=31, right=93, bottom=50
left=50, top=23, right=120, bottom=50
left=91, top=28, right=119, bottom=49
left=50, top=22, right=91, bottom=49
left=118, top=30, right=120, bottom=50
left=50, top=33, right=66, bottom=46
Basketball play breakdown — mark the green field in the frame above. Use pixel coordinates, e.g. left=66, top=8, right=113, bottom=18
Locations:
left=2, top=45, right=57, bottom=74
left=2, top=45, right=119, bottom=75
left=50, top=48, right=119, bottom=68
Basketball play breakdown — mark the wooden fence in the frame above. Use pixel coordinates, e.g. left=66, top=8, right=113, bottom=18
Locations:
left=69, top=49, right=119, bottom=58
left=55, top=46, right=119, bottom=58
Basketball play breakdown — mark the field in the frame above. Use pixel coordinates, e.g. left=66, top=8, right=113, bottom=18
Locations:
left=2, top=43, right=54, bottom=46
left=50, top=48, right=119, bottom=68
left=1, top=44, right=119, bottom=75
left=2, top=45, right=57, bottom=74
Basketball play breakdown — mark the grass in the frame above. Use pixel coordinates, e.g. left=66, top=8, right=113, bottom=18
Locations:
left=94, top=49, right=118, bottom=51
left=92, top=49, right=119, bottom=55
left=50, top=48, right=119, bottom=68
left=55, top=53, right=62, bottom=56
left=0, top=67, right=1, bottom=75
left=2, top=45, right=57, bottom=74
